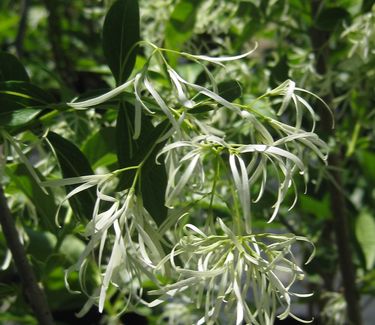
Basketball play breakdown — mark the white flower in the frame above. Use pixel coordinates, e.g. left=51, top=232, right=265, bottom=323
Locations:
left=58, top=43, right=330, bottom=322
left=158, top=134, right=315, bottom=229
left=150, top=219, right=314, bottom=325
left=43, top=170, right=166, bottom=313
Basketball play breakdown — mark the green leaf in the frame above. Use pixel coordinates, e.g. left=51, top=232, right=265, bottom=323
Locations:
left=194, top=79, right=242, bottom=103
left=116, top=105, right=169, bottom=173
left=362, top=0, right=374, bottom=12
left=315, top=7, right=350, bottom=31
left=0, top=283, right=16, bottom=299
left=356, top=210, right=375, bottom=270
left=6, top=164, right=57, bottom=231
left=59, top=235, right=86, bottom=263
left=298, top=194, right=331, bottom=220
left=357, top=150, right=375, bottom=185
left=82, top=127, right=117, bottom=169
left=165, top=0, right=202, bottom=65
left=0, top=81, right=55, bottom=103
left=359, top=268, right=375, bottom=295
left=217, top=80, right=243, bottom=102
left=233, top=2, right=262, bottom=49
left=0, top=312, right=36, bottom=324
left=141, top=162, right=168, bottom=225
left=236, top=1, right=259, bottom=19
left=25, top=228, right=57, bottom=262
left=270, top=55, right=289, bottom=87
left=116, top=103, right=169, bottom=224
left=47, top=132, right=96, bottom=221
left=0, top=107, right=41, bottom=127
left=176, top=63, right=203, bottom=84
left=44, top=259, right=92, bottom=311
left=0, top=15, right=18, bottom=41
left=188, top=104, right=215, bottom=114
left=0, top=52, right=29, bottom=82
left=116, top=103, right=166, bottom=171
left=0, top=81, right=55, bottom=127
left=116, top=103, right=137, bottom=171
left=102, top=0, right=140, bottom=85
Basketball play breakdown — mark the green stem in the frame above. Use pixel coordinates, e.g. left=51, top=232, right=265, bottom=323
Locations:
left=218, top=155, right=243, bottom=234
left=346, top=121, right=361, bottom=157
left=207, top=155, right=221, bottom=231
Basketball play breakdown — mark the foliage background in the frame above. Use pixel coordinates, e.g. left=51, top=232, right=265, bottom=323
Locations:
left=0, top=0, right=374, bottom=324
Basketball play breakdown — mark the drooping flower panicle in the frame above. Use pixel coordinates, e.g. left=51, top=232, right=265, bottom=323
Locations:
left=40, top=42, right=330, bottom=323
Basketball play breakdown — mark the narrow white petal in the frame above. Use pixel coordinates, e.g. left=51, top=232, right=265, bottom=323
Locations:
left=184, top=43, right=257, bottom=63
left=68, top=78, right=134, bottom=108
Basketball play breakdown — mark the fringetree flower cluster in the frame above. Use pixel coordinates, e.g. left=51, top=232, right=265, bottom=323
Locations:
left=42, top=42, right=329, bottom=324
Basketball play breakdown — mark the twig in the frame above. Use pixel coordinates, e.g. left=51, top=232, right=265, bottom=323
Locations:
left=0, top=187, right=55, bottom=325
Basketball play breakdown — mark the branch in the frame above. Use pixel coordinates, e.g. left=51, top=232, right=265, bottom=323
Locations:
left=0, top=187, right=55, bottom=325
left=14, top=0, right=31, bottom=57
left=42, top=0, right=76, bottom=88
left=310, top=1, right=362, bottom=324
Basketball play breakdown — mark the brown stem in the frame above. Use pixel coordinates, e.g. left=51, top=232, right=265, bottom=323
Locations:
left=42, top=0, right=76, bottom=88
left=0, top=187, right=55, bottom=325
left=329, top=155, right=362, bottom=325
left=310, top=1, right=362, bottom=324
left=14, top=0, right=30, bottom=57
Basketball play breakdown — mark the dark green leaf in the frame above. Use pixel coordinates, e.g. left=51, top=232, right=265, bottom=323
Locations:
left=103, top=0, right=140, bottom=84
left=359, top=268, right=375, bottom=295
left=44, top=259, right=92, bottom=311
left=356, top=210, right=375, bottom=270
left=119, top=117, right=169, bottom=172
left=59, top=235, right=86, bottom=263
left=357, top=150, right=375, bottom=185
left=0, top=81, right=55, bottom=127
left=217, top=80, right=243, bottom=102
left=116, top=103, right=170, bottom=224
left=0, top=312, right=36, bottom=324
left=25, top=228, right=56, bottom=262
left=233, top=19, right=261, bottom=50
left=194, top=79, right=242, bottom=103
left=298, top=194, right=331, bottom=220
left=0, top=52, right=29, bottom=82
left=116, top=103, right=169, bottom=171
left=0, top=81, right=55, bottom=103
left=236, top=1, right=259, bottom=19
left=0, top=106, right=41, bottom=127
left=116, top=103, right=136, bottom=170
left=362, top=0, right=374, bottom=13
left=315, top=7, right=350, bottom=31
left=47, top=132, right=96, bottom=221
left=270, top=55, right=289, bottom=87
left=82, top=127, right=117, bottom=169
left=233, top=2, right=262, bottom=49
left=259, top=0, right=269, bottom=15
left=0, top=284, right=16, bottom=299
left=140, top=163, right=168, bottom=225
left=188, top=104, right=215, bottom=114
